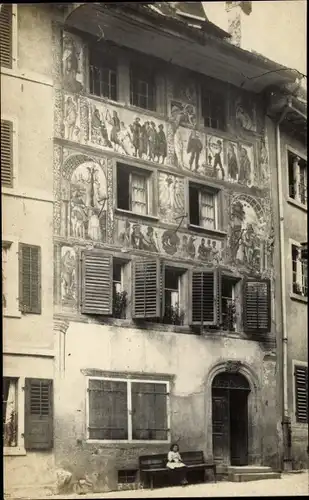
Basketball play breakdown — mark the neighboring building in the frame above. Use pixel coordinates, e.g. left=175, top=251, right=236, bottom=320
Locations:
left=1, top=2, right=306, bottom=495
left=1, top=3, right=55, bottom=496
left=268, top=86, right=308, bottom=470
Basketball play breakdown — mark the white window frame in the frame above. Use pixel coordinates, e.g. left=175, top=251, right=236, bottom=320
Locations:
left=3, top=375, right=26, bottom=456
left=116, top=163, right=157, bottom=219
left=290, top=239, right=308, bottom=301
left=287, top=146, right=307, bottom=210
left=189, top=184, right=219, bottom=231
left=292, top=359, right=308, bottom=426
left=85, top=376, right=171, bottom=444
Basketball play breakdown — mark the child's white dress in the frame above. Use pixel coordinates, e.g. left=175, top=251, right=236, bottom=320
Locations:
left=166, top=451, right=186, bottom=469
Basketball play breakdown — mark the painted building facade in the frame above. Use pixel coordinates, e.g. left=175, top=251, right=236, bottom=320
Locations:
left=2, top=2, right=306, bottom=495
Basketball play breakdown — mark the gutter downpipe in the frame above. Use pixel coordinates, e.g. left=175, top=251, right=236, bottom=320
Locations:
left=275, top=99, right=292, bottom=472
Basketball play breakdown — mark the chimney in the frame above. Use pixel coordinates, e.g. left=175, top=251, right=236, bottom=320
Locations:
left=225, top=1, right=252, bottom=48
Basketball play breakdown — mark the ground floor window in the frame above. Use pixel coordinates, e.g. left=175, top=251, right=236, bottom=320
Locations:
left=87, top=377, right=170, bottom=442
left=294, top=365, right=308, bottom=423
left=3, top=377, right=18, bottom=447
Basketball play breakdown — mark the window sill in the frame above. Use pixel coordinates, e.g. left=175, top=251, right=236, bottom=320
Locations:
left=3, top=310, right=22, bottom=319
left=115, top=208, right=159, bottom=222
left=290, top=292, right=308, bottom=303
left=188, top=224, right=227, bottom=238
left=3, top=447, right=26, bottom=456
left=127, top=103, right=165, bottom=121
left=287, top=198, right=307, bottom=212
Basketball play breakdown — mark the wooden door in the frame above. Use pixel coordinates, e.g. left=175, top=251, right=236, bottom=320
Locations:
left=212, top=389, right=230, bottom=463
left=230, top=389, right=248, bottom=465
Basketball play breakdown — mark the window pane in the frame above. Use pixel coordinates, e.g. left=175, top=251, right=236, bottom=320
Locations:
left=200, top=191, right=215, bottom=229
left=189, top=186, right=200, bottom=225
left=131, top=174, right=147, bottom=214
left=3, top=377, right=18, bottom=447
left=89, top=50, right=118, bottom=100
left=88, top=379, right=128, bottom=440
left=117, top=166, right=130, bottom=210
left=131, top=382, right=167, bottom=440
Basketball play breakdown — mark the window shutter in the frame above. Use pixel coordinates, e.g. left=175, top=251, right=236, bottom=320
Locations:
left=81, top=250, right=112, bottom=315
left=24, top=378, right=53, bottom=450
left=191, top=269, right=219, bottom=325
left=1, top=120, right=13, bottom=187
left=19, top=244, right=41, bottom=314
left=295, top=366, right=308, bottom=423
left=0, top=4, right=12, bottom=69
left=243, top=279, right=271, bottom=333
left=132, top=258, right=160, bottom=318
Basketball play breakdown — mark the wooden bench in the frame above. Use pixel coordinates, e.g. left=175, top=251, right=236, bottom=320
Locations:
left=139, top=451, right=216, bottom=489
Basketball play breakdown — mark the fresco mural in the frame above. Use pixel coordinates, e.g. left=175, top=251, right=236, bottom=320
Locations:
left=228, top=194, right=267, bottom=272
left=235, top=95, right=257, bottom=132
left=64, top=94, right=81, bottom=142
left=170, top=101, right=196, bottom=127
left=88, top=103, right=168, bottom=164
left=62, top=32, right=85, bottom=92
left=206, top=135, right=226, bottom=180
left=61, top=155, right=108, bottom=242
left=115, top=219, right=224, bottom=264
left=158, top=172, right=185, bottom=224
left=60, top=246, right=77, bottom=307
left=224, top=141, right=254, bottom=187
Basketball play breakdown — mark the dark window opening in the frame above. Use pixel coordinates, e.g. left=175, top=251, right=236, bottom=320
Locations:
left=118, top=470, right=137, bottom=484
left=163, top=268, right=183, bottom=325
left=89, top=49, right=117, bottom=101
left=288, top=151, right=307, bottom=204
left=202, top=89, right=225, bottom=130
left=3, top=377, right=18, bottom=447
left=221, top=277, right=236, bottom=331
left=130, top=64, right=156, bottom=111
left=189, top=185, right=200, bottom=226
left=117, top=164, right=149, bottom=215
left=113, top=260, right=127, bottom=319
left=189, top=184, right=216, bottom=229
left=292, top=245, right=307, bottom=297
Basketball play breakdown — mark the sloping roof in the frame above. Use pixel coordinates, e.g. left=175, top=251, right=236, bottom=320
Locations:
left=174, top=2, right=208, bottom=21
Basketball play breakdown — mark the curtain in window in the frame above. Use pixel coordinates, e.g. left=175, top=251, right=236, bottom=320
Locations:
left=131, top=174, right=147, bottom=215
left=3, top=378, right=17, bottom=447
left=200, top=192, right=215, bottom=229
left=132, top=382, right=167, bottom=440
left=88, top=379, right=128, bottom=440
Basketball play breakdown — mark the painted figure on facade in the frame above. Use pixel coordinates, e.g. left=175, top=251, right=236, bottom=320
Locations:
left=170, top=104, right=185, bottom=168
left=198, top=238, right=212, bottom=261
left=91, top=107, right=112, bottom=148
left=230, top=200, right=245, bottom=263
left=63, top=35, right=83, bottom=92
left=208, top=136, right=225, bottom=180
left=106, top=109, right=121, bottom=148
left=187, top=128, right=203, bottom=172
left=157, top=124, right=167, bottom=164
left=61, top=248, right=76, bottom=304
left=241, top=223, right=260, bottom=268
left=170, top=100, right=196, bottom=127
left=235, top=97, right=256, bottom=132
left=69, top=161, right=107, bottom=242
left=119, top=220, right=131, bottom=248
left=131, top=224, right=159, bottom=252
left=187, top=236, right=196, bottom=259
left=238, top=146, right=252, bottom=186
left=158, top=173, right=184, bottom=224
left=64, top=96, right=80, bottom=141
left=227, top=142, right=239, bottom=181
left=161, top=230, right=180, bottom=255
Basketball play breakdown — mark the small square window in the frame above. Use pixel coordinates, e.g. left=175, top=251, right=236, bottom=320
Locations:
left=189, top=183, right=218, bottom=230
left=117, top=163, right=153, bottom=216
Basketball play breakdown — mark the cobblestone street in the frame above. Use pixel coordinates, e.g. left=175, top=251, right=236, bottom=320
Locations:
left=6, top=471, right=308, bottom=499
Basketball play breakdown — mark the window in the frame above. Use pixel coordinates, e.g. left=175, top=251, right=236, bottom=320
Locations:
left=3, top=377, right=18, bottom=447
left=292, top=244, right=307, bottom=297
left=288, top=151, right=307, bottom=206
left=81, top=250, right=128, bottom=318
left=24, top=378, right=53, bottom=450
left=201, top=88, right=225, bottom=130
left=0, top=4, right=12, bottom=68
left=221, top=276, right=237, bottom=331
left=189, top=184, right=218, bottom=230
left=130, top=64, right=156, bottom=111
left=243, top=279, right=271, bottom=333
left=117, top=163, right=153, bottom=216
left=19, top=244, right=41, bottom=314
left=87, top=377, right=169, bottom=442
left=1, top=120, right=13, bottom=187
left=118, top=470, right=137, bottom=485
left=294, top=365, right=308, bottom=423
left=89, top=49, right=117, bottom=101
left=163, top=267, right=185, bottom=325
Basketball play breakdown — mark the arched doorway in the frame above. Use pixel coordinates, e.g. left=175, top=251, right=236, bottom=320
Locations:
left=212, top=372, right=250, bottom=466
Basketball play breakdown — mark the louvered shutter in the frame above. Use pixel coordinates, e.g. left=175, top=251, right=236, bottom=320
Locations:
left=191, top=269, right=219, bottom=325
left=295, top=366, right=308, bottom=423
left=81, top=250, right=112, bottom=315
left=19, top=244, right=41, bottom=314
left=243, top=279, right=271, bottom=333
left=132, top=258, right=160, bottom=318
left=0, top=4, right=12, bottom=69
left=24, top=378, right=53, bottom=450
left=1, top=120, right=13, bottom=187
